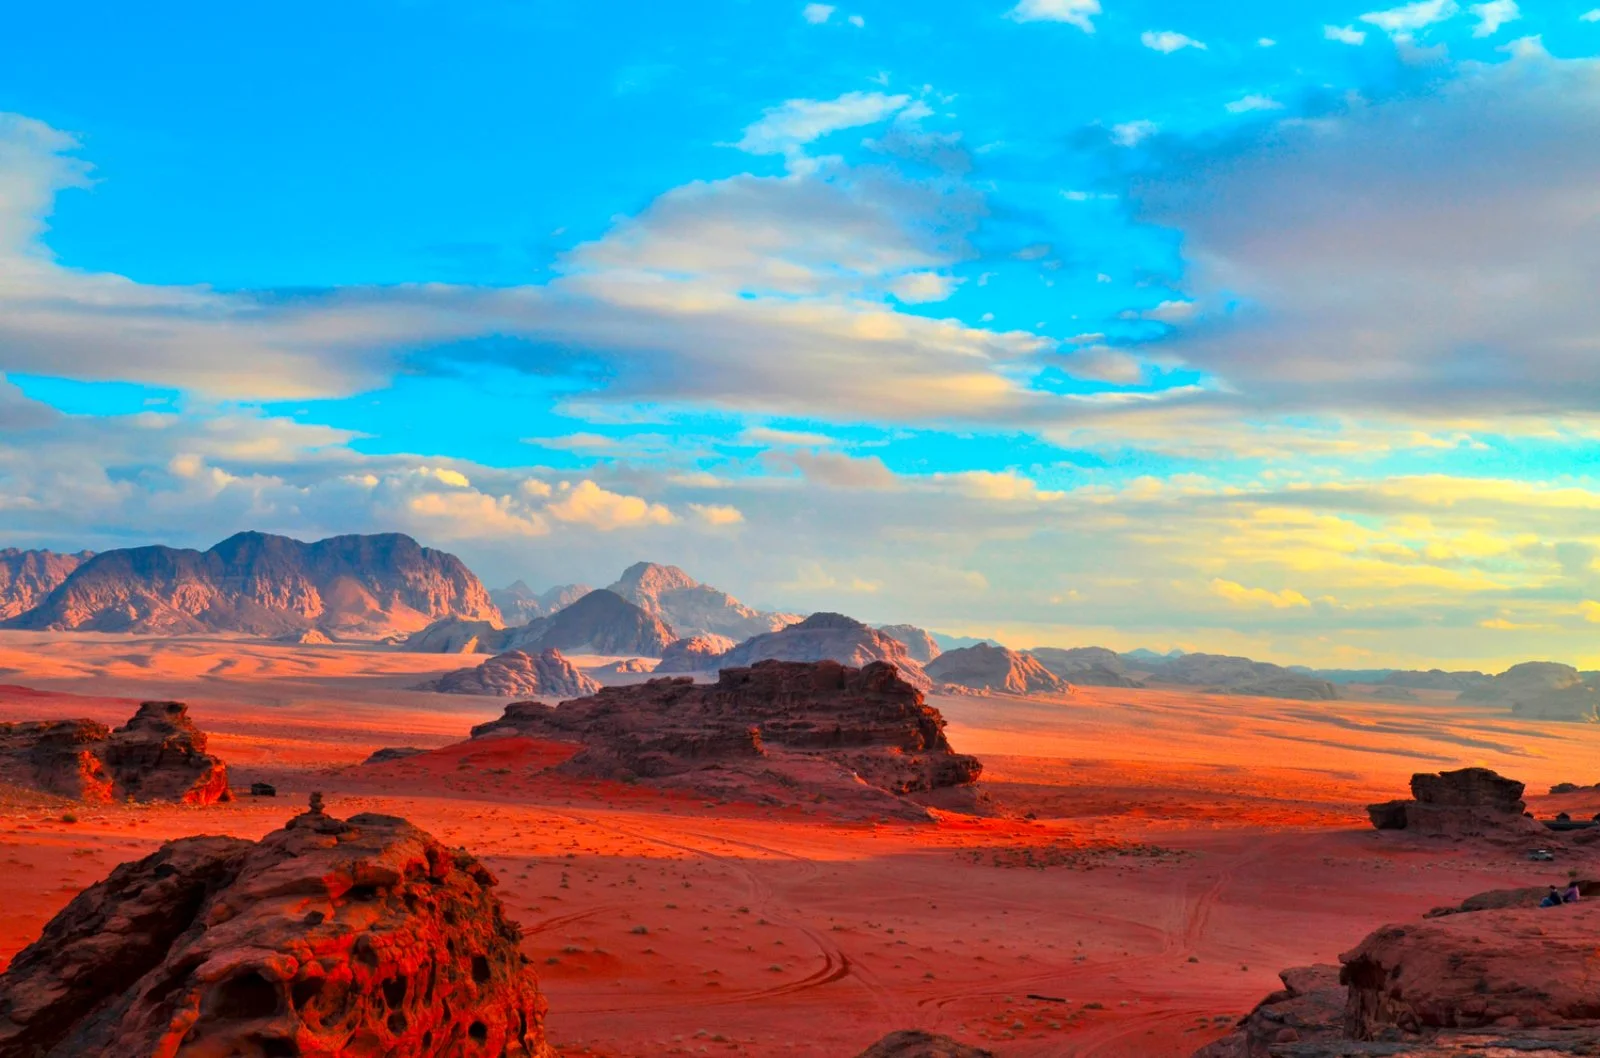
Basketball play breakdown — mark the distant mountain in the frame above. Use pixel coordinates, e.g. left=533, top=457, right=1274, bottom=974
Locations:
left=1459, top=661, right=1600, bottom=721
left=1121, top=647, right=1187, bottom=663
left=929, top=632, right=998, bottom=652
left=716, top=612, right=930, bottom=689
left=4, top=532, right=498, bottom=638
left=877, top=624, right=942, bottom=664
left=1133, top=652, right=1339, bottom=701
left=0, top=548, right=93, bottom=620
left=1030, top=647, right=1141, bottom=688
left=926, top=644, right=1067, bottom=696
left=406, top=588, right=676, bottom=658
left=1289, top=666, right=1396, bottom=684
left=416, top=648, right=601, bottom=698
left=1382, top=669, right=1493, bottom=692
left=655, top=634, right=738, bottom=673
left=490, top=581, right=591, bottom=625
left=605, top=561, right=799, bottom=640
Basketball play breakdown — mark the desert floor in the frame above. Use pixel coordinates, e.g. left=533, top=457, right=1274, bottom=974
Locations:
left=4, top=631, right=1600, bottom=1057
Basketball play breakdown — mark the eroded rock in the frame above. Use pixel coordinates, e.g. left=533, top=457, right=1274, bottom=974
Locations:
left=0, top=701, right=229, bottom=805
left=654, top=634, right=738, bottom=673
left=0, top=808, right=553, bottom=1057
left=1365, top=767, right=1541, bottom=838
left=416, top=649, right=601, bottom=698
left=854, top=1030, right=995, bottom=1057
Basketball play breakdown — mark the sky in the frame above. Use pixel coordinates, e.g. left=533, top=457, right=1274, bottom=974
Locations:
left=2, top=0, right=1600, bottom=670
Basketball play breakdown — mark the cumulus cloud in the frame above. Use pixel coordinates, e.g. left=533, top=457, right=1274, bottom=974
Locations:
left=1226, top=94, right=1284, bottom=113
left=1123, top=49, right=1600, bottom=421
left=1470, top=0, right=1519, bottom=35
left=1141, top=31, right=1207, bottom=53
left=689, top=502, right=745, bottom=526
left=1111, top=120, right=1158, bottom=146
left=545, top=480, right=676, bottom=530
left=1324, top=24, right=1368, bottom=44
left=773, top=450, right=899, bottom=489
left=802, top=3, right=834, bottom=23
left=1210, top=579, right=1312, bottom=609
left=1005, top=0, right=1100, bottom=32
left=1360, top=0, right=1459, bottom=36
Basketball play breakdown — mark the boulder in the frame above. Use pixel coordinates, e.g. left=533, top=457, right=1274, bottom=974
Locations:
left=249, top=782, right=276, bottom=797
left=0, top=808, right=554, bottom=1057
left=0, top=701, right=229, bottom=805
left=854, top=1030, right=994, bottom=1057
left=471, top=659, right=981, bottom=817
left=1191, top=964, right=1345, bottom=1058
left=1364, top=767, right=1542, bottom=839
left=925, top=643, right=1068, bottom=696
left=655, top=634, right=738, bottom=673
left=416, top=649, right=602, bottom=698
left=364, top=747, right=427, bottom=765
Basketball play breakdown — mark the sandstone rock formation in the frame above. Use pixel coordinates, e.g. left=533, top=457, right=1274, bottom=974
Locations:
left=877, top=625, right=943, bottom=664
left=471, top=659, right=981, bottom=817
left=855, top=1030, right=994, bottom=1057
left=5, top=532, right=499, bottom=638
left=0, top=807, right=553, bottom=1057
left=654, top=634, right=738, bottom=673
left=1365, top=767, right=1542, bottom=838
left=507, top=589, right=676, bottom=657
left=1192, top=964, right=1345, bottom=1057
left=0, top=701, right=229, bottom=804
left=1136, top=653, right=1339, bottom=701
left=1455, top=660, right=1600, bottom=720
left=489, top=581, right=591, bottom=625
left=605, top=561, right=798, bottom=640
left=402, top=618, right=503, bottom=654
left=596, top=658, right=653, bottom=675
left=716, top=613, right=931, bottom=690
left=417, top=649, right=602, bottom=698
left=1379, top=668, right=1492, bottom=692
left=925, top=643, right=1069, bottom=696
left=276, top=628, right=335, bottom=645
left=0, top=548, right=92, bottom=621
left=1031, top=646, right=1142, bottom=688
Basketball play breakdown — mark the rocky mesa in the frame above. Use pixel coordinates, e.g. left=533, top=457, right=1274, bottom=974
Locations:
left=470, top=659, right=982, bottom=817
left=712, top=612, right=931, bottom=690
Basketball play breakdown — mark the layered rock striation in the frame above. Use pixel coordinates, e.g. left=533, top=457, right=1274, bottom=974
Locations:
left=1366, top=767, right=1542, bottom=838
left=0, top=807, right=553, bottom=1057
left=0, top=548, right=93, bottom=621
left=471, top=659, right=981, bottom=816
left=0, top=701, right=229, bottom=804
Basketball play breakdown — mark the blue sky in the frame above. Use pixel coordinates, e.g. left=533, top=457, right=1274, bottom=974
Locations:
left=3, top=0, right=1600, bottom=668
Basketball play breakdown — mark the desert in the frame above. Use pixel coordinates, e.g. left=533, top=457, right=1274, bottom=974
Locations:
left=5, top=617, right=1600, bottom=1056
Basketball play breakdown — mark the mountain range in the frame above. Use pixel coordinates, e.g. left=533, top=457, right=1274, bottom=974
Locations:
left=0, top=548, right=94, bottom=620
left=1, top=532, right=498, bottom=637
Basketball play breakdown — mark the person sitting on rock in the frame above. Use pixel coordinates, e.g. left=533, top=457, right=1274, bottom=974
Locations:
left=1541, top=886, right=1564, bottom=908
left=1564, top=881, right=1582, bottom=903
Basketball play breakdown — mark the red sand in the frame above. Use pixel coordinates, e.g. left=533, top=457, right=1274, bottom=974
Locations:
left=3, top=631, right=1599, bottom=1057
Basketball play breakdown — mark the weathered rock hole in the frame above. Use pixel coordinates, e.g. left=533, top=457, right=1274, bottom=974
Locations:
left=353, top=938, right=379, bottom=970
left=386, top=1011, right=407, bottom=1034
left=212, top=970, right=282, bottom=1020
left=468, top=1021, right=488, bottom=1043
left=381, top=975, right=407, bottom=1008
left=346, top=884, right=381, bottom=902
left=290, top=977, right=324, bottom=1010
left=260, top=1039, right=299, bottom=1057
left=471, top=955, right=490, bottom=984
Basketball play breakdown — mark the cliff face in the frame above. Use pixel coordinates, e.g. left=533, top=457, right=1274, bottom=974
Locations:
left=5, top=532, right=499, bottom=638
left=0, top=548, right=93, bottom=620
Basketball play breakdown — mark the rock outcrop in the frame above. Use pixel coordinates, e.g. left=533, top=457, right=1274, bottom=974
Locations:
left=1030, top=646, right=1142, bottom=688
left=0, top=548, right=93, bottom=621
left=855, top=1030, right=994, bottom=1058
left=1457, top=660, right=1600, bottom=720
left=0, top=807, right=553, bottom=1057
left=0, top=701, right=229, bottom=804
left=877, top=625, right=943, bottom=664
left=1192, top=964, right=1345, bottom=1057
left=925, top=643, right=1069, bottom=696
left=605, top=561, right=798, bottom=640
left=1365, top=767, right=1542, bottom=838
left=404, top=590, right=675, bottom=658
left=1137, top=653, right=1339, bottom=701
left=716, top=613, right=931, bottom=690
left=1380, top=668, right=1492, bottom=692
left=471, top=659, right=981, bottom=817
left=489, top=581, right=591, bottom=625
left=5, top=532, right=499, bottom=638
left=654, top=634, right=738, bottom=673
left=417, top=649, right=602, bottom=698
left=402, top=618, right=504, bottom=654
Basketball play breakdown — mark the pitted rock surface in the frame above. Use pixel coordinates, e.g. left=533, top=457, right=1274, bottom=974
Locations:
left=0, top=809, right=553, bottom=1058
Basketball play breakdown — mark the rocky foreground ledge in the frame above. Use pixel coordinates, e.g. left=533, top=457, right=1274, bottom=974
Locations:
left=0, top=806, right=553, bottom=1058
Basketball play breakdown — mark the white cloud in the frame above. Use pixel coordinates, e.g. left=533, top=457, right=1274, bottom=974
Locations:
left=1258, top=37, right=1278, bottom=47
left=1470, top=0, right=1519, bottom=35
left=1210, top=579, right=1312, bottom=609
left=1111, top=120, right=1158, bottom=146
left=735, top=91, right=914, bottom=157
left=802, top=3, right=834, bottom=23
left=1226, top=94, right=1285, bottom=113
left=1324, top=24, right=1369, bottom=44
left=935, top=470, right=1065, bottom=502
left=848, top=14, right=865, bottom=27
left=775, top=451, right=899, bottom=489
left=1583, top=9, right=1600, bottom=21
left=544, top=480, right=676, bottom=530
left=689, top=502, right=745, bottom=526
left=1141, top=30, right=1207, bottom=53
left=1360, top=0, right=1459, bottom=35
left=1005, top=0, right=1100, bottom=32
